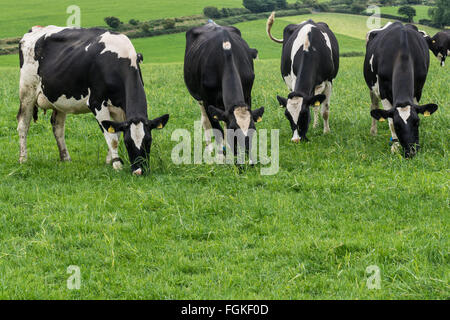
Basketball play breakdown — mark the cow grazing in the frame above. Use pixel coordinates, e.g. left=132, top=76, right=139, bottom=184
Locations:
left=184, top=22, right=264, bottom=158
left=266, top=12, right=339, bottom=143
left=424, top=30, right=450, bottom=67
left=18, top=26, right=169, bottom=175
left=364, top=22, right=438, bottom=158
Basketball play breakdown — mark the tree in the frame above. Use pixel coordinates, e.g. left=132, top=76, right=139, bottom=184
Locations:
left=398, top=5, right=416, bottom=22
left=104, top=16, right=121, bottom=29
left=203, top=6, right=221, bottom=18
left=428, top=0, right=450, bottom=27
left=243, top=0, right=277, bottom=13
left=302, top=0, right=317, bottom=6
left=162, top=19, right=176, bottom=30
left=275, top=0, right=288, bottom=9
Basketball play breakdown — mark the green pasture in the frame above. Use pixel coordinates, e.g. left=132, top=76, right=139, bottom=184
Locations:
left=0, top=12, right=448, bottom=299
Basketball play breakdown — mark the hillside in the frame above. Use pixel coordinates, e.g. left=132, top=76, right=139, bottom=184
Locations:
left=0, top=0, right=244, bottom=39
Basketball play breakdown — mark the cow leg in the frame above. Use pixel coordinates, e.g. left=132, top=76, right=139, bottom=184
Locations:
left=370, top=91, right=380, bottom=136
left=91, top=102, right=123, bottom=170
left=50, top=110, right=71, bottom=161
left=200, top=102, right=225, bottom=157
left=17, top=92, right=37, bottom=163
left=381, top=99, right=400, bottom=153
left=199, top=102, right=214, bottom=152
left=106, top=105, right=125, bottom=164
left=313, top=106, right=320, bottom=129
left=321, top=82, right=332, bottom=134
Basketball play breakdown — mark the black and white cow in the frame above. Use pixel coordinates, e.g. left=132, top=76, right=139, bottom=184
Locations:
left=184, top=22, right=264, bottom=157
left=266, top=12, right=339, bottom=142
left=424, top=30, right=450, bottom=67
left=18, top=26, right=169, bottom=174
left=364, top=22, right=438, bottom=158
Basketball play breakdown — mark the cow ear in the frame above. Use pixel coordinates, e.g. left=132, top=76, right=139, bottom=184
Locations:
left=101, top=120, right=129, bottom=133
left=415, top=104, right=438, bottom=117
left=309, top=94, right=326, bottom=106
left=207, top=105, right=226, bottom=121
left=147, top=114, right=169, bottom=130
left=137, top=53, right=144, bottom=63
left=277, top=95, right=287, bottom=108
left=424, top=36, right=433, bottom=49
left=251, top=107, right=265, bottom=123
left=249, top=48, right=258, bottom=60
left=370, top=109, right=393, bottom=121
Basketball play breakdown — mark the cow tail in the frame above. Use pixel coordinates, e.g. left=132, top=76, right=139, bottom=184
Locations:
left=266, top=12, right=283, bottom=44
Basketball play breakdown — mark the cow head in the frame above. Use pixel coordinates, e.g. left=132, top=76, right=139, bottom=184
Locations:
left=277, top=92, right=326, bottom=142
left=371, top=104, right=438, bottom=158
left=206, top=105, right=264, bottom=153
left=102, top=114, right=169, bottom=174
left=426, top=34, right=448, bottom=67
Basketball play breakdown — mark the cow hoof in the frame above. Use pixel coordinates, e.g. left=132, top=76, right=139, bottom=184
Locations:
left=133, top=168, right=143, bottom=176
left=19, top=156, right=27, bottom=164
left=205, top=143, right=214, bottom=153
left=370, top=128, right=377, bottom=136
left=323, top=127, right=330, bottom=134
left=216, top=153, right=225, bottom=164
left=291, top=138, right=300, bottom=143
left=60, top=154, right=71, bottom=161
left=113, top=161, right=123, bottom=171
left=391, top=142, right=400, bottom=154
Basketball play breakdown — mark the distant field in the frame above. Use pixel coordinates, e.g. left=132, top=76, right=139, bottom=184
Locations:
left=0, top=12, right=441, bottom=66
left=100, top=13, right=441, bottom=64
left=0, top=0, right=244, bottom=39
left=368, top=5, right=432, bottom=23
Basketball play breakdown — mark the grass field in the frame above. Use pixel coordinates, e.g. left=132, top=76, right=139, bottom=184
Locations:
left=0, top=12, right=448, bottom=299
left=0, top=0, right=245, bottom=39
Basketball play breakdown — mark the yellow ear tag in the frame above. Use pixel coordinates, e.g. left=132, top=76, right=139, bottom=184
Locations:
left=213, top=115, right=218, bottom=120
left=379, top=117, right=385, bottom=122
left=432, top=40, right=436, bottom=44
left=108, top=126, right=115, bottom=133
left=256, top=116, right=262, bottom=123
left=424, top=111, right=430, bottom=117
left=157, top=123, right=163, bottom=129
left=314, top=101, right=320, bottom=107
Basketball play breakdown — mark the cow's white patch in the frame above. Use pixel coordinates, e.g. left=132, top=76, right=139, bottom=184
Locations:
left=418, top=30, right=428, bottom=38
left=283, top=74, right=296, bottom=91
left=287, top=24, right=314, bottom=89
left=85, top=44, right=91, bottom=51
left=130, top=122, right=145, bottom=149
left=43, top=25, right=69, bottom=38
left=292, top=130, right=300, bottom=142
left=234, top=107, right=251, bottom=136
left=366, top=22, right=393, bottom=43
left=397, top=105, right=411, bottom=124
left=321, top=31, right=332, bottom=57
left=48, top=89, right=91, bottom=114
left=287, top=96, right=303, bottom=125
left=99, top=32, right=138, bottom=69
left=314, top=81, right=326, bottom=95
left=369, top=54, right=374, bottom=72
left=371, top=75, right=380, bottom=98
left=223, top=41, right=231, bottom=50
